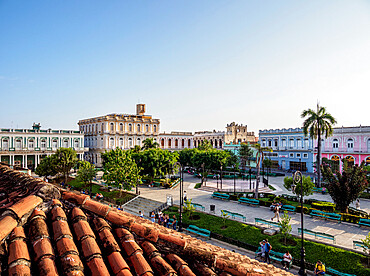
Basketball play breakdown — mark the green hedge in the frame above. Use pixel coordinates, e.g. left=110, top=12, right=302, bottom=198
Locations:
left=165, top=207, right=369, bottom=276
left=311, top=202, right=336, bottom=213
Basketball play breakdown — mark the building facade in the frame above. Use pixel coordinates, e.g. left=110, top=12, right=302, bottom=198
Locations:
left=259, top=128, right=315, bottom=173
left=158, top=132, right=194, bottom=150
left=0, top=123, right=86, bottom=170
left=318, top=126, right=370, bottom=171
left=78, top=104, right=160, bottom=166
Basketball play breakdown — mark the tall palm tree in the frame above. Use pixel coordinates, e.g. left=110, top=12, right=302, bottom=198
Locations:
left=253, top=143, right=272, bottom=199
left=301, top=103, right=337, bottom=187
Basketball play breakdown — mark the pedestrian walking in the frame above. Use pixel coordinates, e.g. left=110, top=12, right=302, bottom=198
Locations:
left=271, top=204, right=280, bottom=222
left=150, top=212, right=155, bottom=223
left=139, top=211, right=144, bottom=218
left=183, top=191, right=187, bottom=202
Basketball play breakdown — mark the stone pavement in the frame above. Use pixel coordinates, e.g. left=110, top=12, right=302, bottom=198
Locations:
left=138, top=174, right=370, bottom=253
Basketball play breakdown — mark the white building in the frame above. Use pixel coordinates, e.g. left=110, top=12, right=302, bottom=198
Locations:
left=0, top=123, right=86, bottom=170
left=158, top=132, right=194, bottom=150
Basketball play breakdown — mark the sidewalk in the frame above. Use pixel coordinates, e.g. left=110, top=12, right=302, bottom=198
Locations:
left=138, top=174, right=370, bottom=252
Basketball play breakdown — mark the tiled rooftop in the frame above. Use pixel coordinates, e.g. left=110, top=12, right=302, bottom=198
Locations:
left=0, top=163, right=293, bottom=275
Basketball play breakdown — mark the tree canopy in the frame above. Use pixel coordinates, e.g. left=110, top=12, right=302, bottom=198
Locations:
left=197, top=140, right=213, bottom=151
left=321, top=160, right=368, bottom=213
left=35, top=155, right=58, bottom=180
left=301, top=104, right=337, bottom=187
left=76, top=160, right=96, bottom=192
left=54, top=148, right=78, bottom=184
left=141, top=138, right=159, bottom=150
left=238, top=143, right=253, bottom=170
left=253, top=143, right=272, bottom=198
left=102, top=148, right=141, bottom=190
left=283, top=175, right=314, bottom=197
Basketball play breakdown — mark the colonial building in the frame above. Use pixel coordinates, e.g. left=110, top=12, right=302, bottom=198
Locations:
left=193, top=130, right=224, bottom=149
left=158, top=132, right=194, bottom=150
left=0, top=123, right=86, bottom=170
left=318, top=125, right=370, bottom=171
left=78, top=104, right=160, bottom=166
left=259, top=128, right=315, bottom=173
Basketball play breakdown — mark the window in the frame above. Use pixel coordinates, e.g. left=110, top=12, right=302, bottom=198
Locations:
left=52, top=139, right=58, bottom=149
left=109, top=137, right=114, bottom=148
left=304, top=139, right=309, bottom=149
left=347, top=138, right=354, bottom=149
left=368, top=139, right=370, bottom=152
left=282, top=139, right=287, bottom=147
left=120, top=123, right=123, bottom=131
left=119, top=138, right=124, bottom=148
left=137, top=138, right=141, bottom=146
left=289, top=139, right=294, bottom=148
left=296, top=153, right=301, bottom=158
left=188, top=139, right=191, bottom=147
left=268, top=140, right=272, bottom=147
left=274, top=139, right=278, bottom=147
left=137, top=124, right=141, bottom=132
left=153, top=125, right=157, bottom=132
left=161, top=139, right=164, bottom=147
left=128, top=138, right=133, bottom=147
left=74, top=139, right=79, bottom=149
left=145, top=124, right=149, bottom=132
left=168, top=139, right=172, bottom=147
left=101, top=123, right=104, bottom=132
left=303, top=153, right=308, bottom=158
left=333, top=138, right=339, bottom=149
left=297, top=139, right=302, bottom=148
left=175, top=139, right=178, bottom=148
left=182, top=139, right=185, bottom=148
left=110, top=123, right=114, bottom=132
left=15, top=139, right=22, bottom=150
left=63, top=139, right=68, bottom=148
left=289, top=153, right=294, bottom=158
left=2, top=139, right=9, bottom=150
left=128, top=124, right=132, bottom=132
left=262, top=140, right=266, bottom=147
left=214, top=140, right=218, bottom=148
left=41, top=139, right=47, bottom=149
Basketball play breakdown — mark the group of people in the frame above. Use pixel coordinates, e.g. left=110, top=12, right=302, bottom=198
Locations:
left=270, top=200, right=283, bottom=222
left=148, top=211, right=177, bottom=230
left=257, top=239, right=293, bottom=269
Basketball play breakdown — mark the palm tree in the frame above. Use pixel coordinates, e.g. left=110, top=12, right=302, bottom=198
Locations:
left=142, top=138, right=159, bottom=150
left=253, top=143, right=272, bottom=199
left=238, top=143, right=253, bottom=172
left=301, top=103, right=336, bottom=187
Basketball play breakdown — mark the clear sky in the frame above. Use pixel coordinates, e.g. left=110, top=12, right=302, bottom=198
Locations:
left=1, top=1, right=370, bottom=134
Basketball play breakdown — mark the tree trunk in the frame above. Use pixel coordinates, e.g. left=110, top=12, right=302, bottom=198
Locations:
left=255, top=153, right=263, bottom=199
left=317, top=130, right=321, bottom=188
left=65, top=172, right=68, bottom=185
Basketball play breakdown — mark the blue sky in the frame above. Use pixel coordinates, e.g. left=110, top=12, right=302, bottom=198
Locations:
left=1, top=1, right=370, bottom=133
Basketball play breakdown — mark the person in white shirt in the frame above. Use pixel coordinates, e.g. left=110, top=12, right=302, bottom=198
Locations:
left=281, top=251, right=292, bottom=270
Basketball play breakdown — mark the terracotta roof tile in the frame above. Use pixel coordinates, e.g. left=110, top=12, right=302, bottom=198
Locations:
left=29, top=207, right=46, bottom=220
left=93, top=217, right=111, bottom=232
left=73, top=219, right=96, bottom=241
left=107, top=252, right=131, bottom=275
left=80, top=237, right=102, bottom=258
left=98, top=228, right=121, bottom=254
left=9, top=225, right=26, bottom=240
left=61, top=253, right=84, bottom=272
left=8, top=227, right=31, bottom=275
left=52, top=219, right=73, bottom=241
left=38, top=257, right=59, bottom=276
left=0, top=215, right=18, bottom=242
left=8, top=195, right=43, bottom=219
left=166, top=254, right=195, bottom=276
left=141, top=241, right=177, bottom=276
left=130, top=251, right=154, bottom=276
left=115, top=228, right=142, bottom=257
left=86, top=256, right=110, bottom=276
left=8, top=263, right=31, bottom=276
left=71, top=206, right=88, bottom=220
left=51, top=205, right=68, bottom=221
left=56, top=237, right=79, bottom=256
left=32, top=237, right=55, bottom=262
left=83, top=199, right=111, bottom=218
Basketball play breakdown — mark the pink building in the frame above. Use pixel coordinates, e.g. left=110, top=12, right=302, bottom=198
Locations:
left=315, top=126, right=370, bottom=171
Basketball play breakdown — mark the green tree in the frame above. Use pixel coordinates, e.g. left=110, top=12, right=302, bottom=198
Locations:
left=184, top=199, right=196, bottom=220
left=198, top=140, right=213, bottom=151
left=102, top=148, right=141, bottom=190
left=301, top=104, right=337, bottom=187
left=76, top=160, right=96, bottom=193
left=321, top=161, right=368, bottom=213
left=361, top=232, right=370, bottom=266
left=238, top=143, right=253, bottom=172
left=221, top=210, right=230, bottom=229
left=35, top=155, right=58, bottom=181
left=142, top=138, right=159, bottom=150
left=283, top=175, right=314, bottom=197
left=54, top=148, right=78, bottom=184
left=253, top=143, right=272, bottom=198
left=279, top=211, right=292, bottom=245
left=179, top=148, right=197, bottom=166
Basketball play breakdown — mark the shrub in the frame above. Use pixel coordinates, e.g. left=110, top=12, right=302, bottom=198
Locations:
left=296, top=206, right=309, bottom=214
left=341, top=213, right=361, bottom=224
left=312, top=202, right=335, bottom=213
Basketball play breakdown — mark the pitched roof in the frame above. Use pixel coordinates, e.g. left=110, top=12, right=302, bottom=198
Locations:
left=0, top=163, right=293, bottom=275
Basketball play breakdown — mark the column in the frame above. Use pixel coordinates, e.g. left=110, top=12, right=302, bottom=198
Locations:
left=35, top=155, right=39, bottom=169
left=22, top=155, right=25, bottom=168
left=25, top=155, right=27, bottom=169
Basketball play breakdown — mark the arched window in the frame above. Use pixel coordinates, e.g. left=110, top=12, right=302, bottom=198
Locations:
left=101, top=123, right=104, bottom=132
left=188, top=139, right=191, bottom=147
left=297, top=139, right=302, bottom=148
left=347, top=138, right=354, bottom=151
left=289, top=139, right=294, bottom=148
left=52, top=139, right=58, bottom=149
left=92, top=125, right=95, bottom=133
left=161, top=139, right=165, bottom=148
left=137, top=138, right=141, bottom=146
left=219, top=139, right=222, bottom=148
left=268, top=140, right=272, bottom=147
left=333, top=139, right=339, bottom=149
left=366, top=156, right=370, bottom=166
left=282, top=139, right=286, bottom=148
left=110, top=123, right=114, bottom=132
left=63, top=139, right=69, bottom=148
left=119, top=138, right=124, bottom=148
left=120, top=123, right=123, bottom=131
left=181, top=139, right=185, bottom=148
left=2, top=139, right=9, bottom=150
left=128, top=138, right=132, bottom=147
left=331, top=155, right=340, bottom=171
left=74, top=139, right=79, bottom=149
left=262, top=139, right=266, bottom=147
left=145, top=124, right=149, bottom=132
left=345, top=155, right=354, bottom=166
left=153, top=125, right=157, bottom=132
left=215, top=140, right=218, bottom=148
left=40, top=139, right=47, bottom=149
left=15, top=138, right=22, bottom=150
left=304, top=139, right=309, bottom=149
left=109, top=137, right=114, bottom=148
left=168, top=139, right=172, bottom=148
left=175, top=139, right=178, bottom=148
left=137, top=124, right=141, bottom=132
left=128, top=124, right=132, bottom=132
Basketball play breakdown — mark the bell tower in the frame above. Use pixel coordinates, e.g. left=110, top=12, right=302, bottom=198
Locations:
left=136, top=104, right=145, bottom=116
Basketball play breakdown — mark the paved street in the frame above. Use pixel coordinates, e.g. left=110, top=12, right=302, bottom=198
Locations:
left=138, top=174, right=370, bottom=253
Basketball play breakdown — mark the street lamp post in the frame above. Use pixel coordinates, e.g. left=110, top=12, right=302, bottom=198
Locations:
left=249, top=167, right=252, bottom=190
left=220, top=165, right=223, bottom=190
left=233, top=165, right=236, bottom=194
left=216, top=172, right=219, bottom=190
left=201, top=163, right=205, bottom=186
left=293, top=170, right=306, bottom=276
left=178, top=163, right=183, bottom=232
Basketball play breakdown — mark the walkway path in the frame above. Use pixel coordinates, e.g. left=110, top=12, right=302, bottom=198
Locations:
left=138, top=174, right=370, bottom=253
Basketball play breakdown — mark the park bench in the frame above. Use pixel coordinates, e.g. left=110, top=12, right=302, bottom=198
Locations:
left=186, top=225, right=211, bottom=238
left=313, top=187, right=327, bottom=194
left=191, top=203, right=205, bottom=211
left=353, top=240, right=368, bottom=250
left=309, top=210, right=341, bottom=223
left=280, top=205, right=296, bottom=212
left=358, top=218, right=370, bottom=227
left=255, top=218, right=280, bottom=229
left=298, top=228, right=336, bottom=244
left=326, top=267, right=356, bottom=276
left=269, top=250, right=293, bottom=269
left=238, top=197, right=259, bottom=206
left=231, top=212, right=246, bottom=222
left=152, top=182, right=161, bottom=187
left=212, top=192, right=230, bottom=200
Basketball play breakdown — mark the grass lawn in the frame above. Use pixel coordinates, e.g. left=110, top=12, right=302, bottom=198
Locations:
left=165, top=207, right=369, bottom=276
